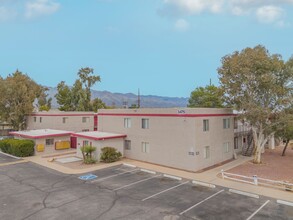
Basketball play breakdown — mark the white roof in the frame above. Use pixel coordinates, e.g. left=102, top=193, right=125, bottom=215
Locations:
left=73, top=131, right=126, bottom=141
left=10, top=129, right=72, bottom=139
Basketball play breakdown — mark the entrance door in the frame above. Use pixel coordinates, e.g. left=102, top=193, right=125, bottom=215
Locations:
left=70, top=137, right=77, bottom=149
left=94, top=115, right=98, bottom=131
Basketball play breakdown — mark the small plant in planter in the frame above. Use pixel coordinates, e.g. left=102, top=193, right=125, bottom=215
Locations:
left=80, top=145, right=97, bottom=164
left=100, top=146, right=122, bottom=163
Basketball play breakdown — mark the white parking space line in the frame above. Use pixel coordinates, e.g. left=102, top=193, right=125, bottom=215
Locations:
left=91, top=169, right=139, bottom=183
left=179, top=189, right=224, bottom=215
left=142, top=181, right=189, bottom=201
left=246, top=200, right=270, bottom=220
left=113, top=174, right=161, bottom=191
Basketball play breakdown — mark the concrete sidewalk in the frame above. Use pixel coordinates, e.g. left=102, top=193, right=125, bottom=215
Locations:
left=23, top=153, right=293, bottom=203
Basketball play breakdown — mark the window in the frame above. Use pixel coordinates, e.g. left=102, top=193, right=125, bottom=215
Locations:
left=39, top=117, right=42, bottom=123
left=124, top=140, right=131, bottom=150
left=82, top=117, right=89, bottom=123
left=203, top=119, right=209, bottom=131
left=83, top=140, right=89, bottom=146
left=124, top=118, right=131, bottom=128
left=45, top=139, right=54, bottom=145
left=223, top=118, right=230, bottom=129
left=33, top=117, right=37, bottom=123
left=142, top=118, right=149, bottom=129
left=234, top=137, right=238, bottom=149
left=223, top=142, right=230, bottom=153
left=234, top=119, right=238, bottom=129
left=62, top=117, right=68, bottom=124
left=82, top=129, right=89, bottom=132
left=204, top=146, right=210, bottom=159
left=141, top=142, right=150, bottom=153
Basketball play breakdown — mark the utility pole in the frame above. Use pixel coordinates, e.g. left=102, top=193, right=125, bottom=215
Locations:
left=137, top=89, right=141, bottom=108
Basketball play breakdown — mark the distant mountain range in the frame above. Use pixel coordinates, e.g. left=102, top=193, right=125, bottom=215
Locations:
left=47, top=87, right=189, bottom=108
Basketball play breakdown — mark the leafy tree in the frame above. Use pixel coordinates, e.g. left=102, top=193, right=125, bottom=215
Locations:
left=55, top=67, right=101, bottom=111
left=188, top=85, right=224, bottom=108
left=78, top=67, right=101, bottom=111
left=275, top=109, right=293, bottom=156
left=92, top=98, right=107, bottom=112
left=218, top=45, right=293, bottom=164
left=37, top=87, right=52, bottom=111
left=0, top=70, right=45, bottom=130
left=55, top=81, right=73, bottom=111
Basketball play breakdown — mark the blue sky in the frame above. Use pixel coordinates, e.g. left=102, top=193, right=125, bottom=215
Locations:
left=1, top=0, right=293, bottom=97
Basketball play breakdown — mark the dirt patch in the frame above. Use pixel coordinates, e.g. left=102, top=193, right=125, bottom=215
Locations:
left=227, top=145, right=293, bottom=183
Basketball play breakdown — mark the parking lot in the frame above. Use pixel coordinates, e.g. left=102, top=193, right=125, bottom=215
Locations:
left=0, top=152, right=20, bottom=164
left=0, top=155, right=292, bottom=219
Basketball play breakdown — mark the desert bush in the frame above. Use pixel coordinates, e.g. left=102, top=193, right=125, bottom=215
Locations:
left=100, top=147, right=122, bottom=163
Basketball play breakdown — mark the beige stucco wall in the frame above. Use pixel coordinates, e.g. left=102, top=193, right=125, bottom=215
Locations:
left=14, top=135, right=71, bottom=155
left=98, top=108, right=234, bottom=172
left=26, top=112, right=95, bottom=132
left=76, top=137, right=124, bottom=162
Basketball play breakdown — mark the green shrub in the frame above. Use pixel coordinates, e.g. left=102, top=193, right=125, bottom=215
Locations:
left=80, top=145, right=96, bottom=164
left=0, top=139, right=34, bottom=157
left=100, top=147, right=122, bottom=163
left=0, top=139, right=10, bottom=153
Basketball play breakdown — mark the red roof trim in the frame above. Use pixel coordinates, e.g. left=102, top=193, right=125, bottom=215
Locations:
left=98, top=113, right=235, bottom=118
left=9, top=131, right=72, bottom=139
left=29, top=113, right=95, bottom=117
left=72, top=133, right=127, bottom=141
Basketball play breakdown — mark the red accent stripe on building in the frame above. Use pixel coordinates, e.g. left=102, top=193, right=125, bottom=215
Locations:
left=9, top=132, right=73, bottom=139
left=98, top=113, right=235, bottom=118
left=72, top=133, right=127, bottom=141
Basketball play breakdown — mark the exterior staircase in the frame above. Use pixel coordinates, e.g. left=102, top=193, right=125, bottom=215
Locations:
left=242, top=130, right=254, bottom=156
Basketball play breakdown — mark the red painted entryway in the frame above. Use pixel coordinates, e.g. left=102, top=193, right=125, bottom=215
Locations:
left=70, top=137, right=77, bottom=148
left=94, top=115, right=98, bottom=131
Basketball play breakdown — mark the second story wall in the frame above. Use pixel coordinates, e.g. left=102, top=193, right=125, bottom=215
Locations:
left=26, top=111, right=96, bottom=132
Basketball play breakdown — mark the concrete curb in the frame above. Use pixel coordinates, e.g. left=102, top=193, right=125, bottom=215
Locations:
left=229, top=189, right=259, bottom=199
left=163, top=174, right=182, bottom=181
left=192, top=180, right=216, bottom=188
left=0, top=160, right=28, bottom=167
left=277, top=200, right=293, bottom=207
left=123, top=163, right=136, bottom=168
left=140, top=169, right=156, bottom=175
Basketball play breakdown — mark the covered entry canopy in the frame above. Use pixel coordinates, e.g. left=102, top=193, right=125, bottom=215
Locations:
left=72, top=131, right=127, bottom=141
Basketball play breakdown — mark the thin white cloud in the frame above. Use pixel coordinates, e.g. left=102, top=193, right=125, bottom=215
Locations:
left=0, top=6, right=17, bottom=21
left=25, top=0, right=60, bottom=18
left=159, top=0, right=293, bottom=26
left=160, top=0, right=224, bottom=16
left=256, top=5, right=283, bottom=23
left=174, top=18, right=189, bottom=31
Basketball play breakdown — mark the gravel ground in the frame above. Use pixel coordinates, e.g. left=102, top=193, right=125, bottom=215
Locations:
left=228, top=145, right=293, bottom=183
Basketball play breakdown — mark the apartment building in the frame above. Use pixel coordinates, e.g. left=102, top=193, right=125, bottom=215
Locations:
left=26, top=110, right=97, bottom=132
left=97, top=108, right=235, bottom=172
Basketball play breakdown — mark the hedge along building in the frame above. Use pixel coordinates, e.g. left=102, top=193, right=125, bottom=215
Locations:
left=97, top=108, right=235, bottom=172
left=26, top=110, right=98, bottom=132
left=10, top=129, right=72, bottom=155
left=72, top=131, right=126, bottom=162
